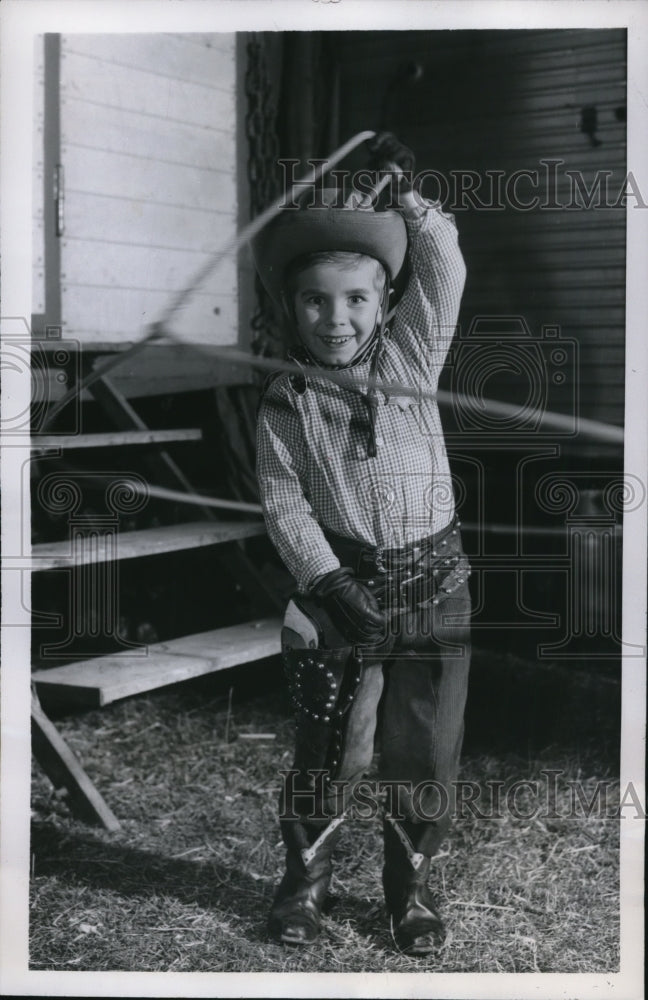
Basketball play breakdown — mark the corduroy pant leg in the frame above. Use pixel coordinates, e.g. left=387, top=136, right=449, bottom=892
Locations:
left=378, top=582, right=472, bottom=856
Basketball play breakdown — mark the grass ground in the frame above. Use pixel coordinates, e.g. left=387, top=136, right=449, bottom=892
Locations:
left=30, top=651, right=620, bottom=974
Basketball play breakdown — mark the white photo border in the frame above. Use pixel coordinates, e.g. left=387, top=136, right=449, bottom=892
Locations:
left=1, top=2, right=645, bottom=997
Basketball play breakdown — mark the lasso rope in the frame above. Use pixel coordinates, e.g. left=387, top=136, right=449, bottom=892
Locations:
left=41, top=128, right=624, bottom=454
left=42, top=130, right=378, bottom=430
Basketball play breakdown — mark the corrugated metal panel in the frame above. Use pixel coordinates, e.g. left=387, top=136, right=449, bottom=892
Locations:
left=335, top=29, right=627, bottom=444
left=57, top=33, right=238, bottom=346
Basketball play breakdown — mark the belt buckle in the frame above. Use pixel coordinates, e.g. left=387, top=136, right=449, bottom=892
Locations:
left=374, top=546, right=388, bottom=575
left=399, top=570, right=425, bottom=604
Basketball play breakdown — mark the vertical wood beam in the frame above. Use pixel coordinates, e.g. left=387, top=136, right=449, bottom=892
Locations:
left=43, top=33, right=62, bottom=330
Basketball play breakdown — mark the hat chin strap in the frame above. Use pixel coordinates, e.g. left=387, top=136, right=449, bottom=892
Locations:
left=283, top=283, right=390, bottom=371
left=363, top=283, right=391, bottom=457
left=283, top=284, right=391, bottom=459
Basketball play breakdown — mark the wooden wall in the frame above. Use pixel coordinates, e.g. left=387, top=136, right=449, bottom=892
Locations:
left=332, top=29, right=627, bottom=459
left=33, top=33, right=240, bottom=347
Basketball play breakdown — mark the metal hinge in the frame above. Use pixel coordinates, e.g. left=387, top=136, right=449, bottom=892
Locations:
left=53, top=164, right=64, bottom=237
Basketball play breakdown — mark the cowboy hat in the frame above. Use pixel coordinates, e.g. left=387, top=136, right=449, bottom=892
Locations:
left=251, top=188, right=408, bottom=306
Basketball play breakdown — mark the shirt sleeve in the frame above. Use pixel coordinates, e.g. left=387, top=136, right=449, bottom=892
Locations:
left=390, top=200, right=467, bottom=385
left=256, top=381, right=341, bottom=593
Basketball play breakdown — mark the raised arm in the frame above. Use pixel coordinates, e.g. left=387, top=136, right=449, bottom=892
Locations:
left=391, top=198, right=466, bottom=379
left=366, top=132, right=466, bottom=383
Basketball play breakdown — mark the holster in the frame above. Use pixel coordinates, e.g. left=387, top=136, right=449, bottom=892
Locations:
left=281, top=593, right=364, bottom=786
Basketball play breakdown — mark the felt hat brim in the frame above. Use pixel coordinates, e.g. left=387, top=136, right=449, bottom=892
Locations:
left=252, top=203, right=408, bottom=305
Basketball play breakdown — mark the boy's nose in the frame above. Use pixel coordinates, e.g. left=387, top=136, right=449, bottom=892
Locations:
left=326, top=300, right=348, bottom=325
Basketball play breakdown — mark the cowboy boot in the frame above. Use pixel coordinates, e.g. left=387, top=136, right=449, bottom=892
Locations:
left=268, top=816, right=343, bottom=945
left=382, top=815, right=445, bottom=955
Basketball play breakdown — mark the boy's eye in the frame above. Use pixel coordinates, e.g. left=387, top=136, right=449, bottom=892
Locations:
left=349, top=295, right=367, bottom=304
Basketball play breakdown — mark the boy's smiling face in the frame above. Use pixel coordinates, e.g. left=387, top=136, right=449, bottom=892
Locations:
left=292, top=257, right=384, bottom=366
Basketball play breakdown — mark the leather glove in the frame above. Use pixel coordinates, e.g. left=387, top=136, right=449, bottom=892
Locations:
left=366, top=131, right=416, bottom=191
left=311, top=567, right=385, bottom=645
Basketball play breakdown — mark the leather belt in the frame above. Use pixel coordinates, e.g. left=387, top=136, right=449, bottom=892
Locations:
left=323, top=516, right=460, bottom=580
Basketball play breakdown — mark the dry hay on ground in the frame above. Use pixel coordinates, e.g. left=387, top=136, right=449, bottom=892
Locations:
left=29, top=674, right=620, bottom=974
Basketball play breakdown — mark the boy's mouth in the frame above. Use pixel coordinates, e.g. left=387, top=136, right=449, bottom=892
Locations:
left=319, top=335, right=352, bottom=347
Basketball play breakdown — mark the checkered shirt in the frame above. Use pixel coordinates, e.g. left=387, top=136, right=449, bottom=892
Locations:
left=256, top=201, right=467, bottom=593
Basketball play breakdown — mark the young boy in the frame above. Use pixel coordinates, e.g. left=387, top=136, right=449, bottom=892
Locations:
left=253, top=134, right=471, bottom=955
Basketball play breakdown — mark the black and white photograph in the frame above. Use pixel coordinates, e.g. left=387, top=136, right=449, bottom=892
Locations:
left=1, top=2, right=646, bottom=998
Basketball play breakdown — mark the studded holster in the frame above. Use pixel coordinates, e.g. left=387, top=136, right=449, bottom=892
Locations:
left=281, top=594, right=364, bottom=787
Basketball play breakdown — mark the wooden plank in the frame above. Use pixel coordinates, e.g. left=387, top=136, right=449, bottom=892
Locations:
left=464, top=212, right=626, bottom=237
left=97, top=360, right=254, bottom=396
left=60, top=284, right=238, bottom=346
left=181, top=32, right=236, bottom=55
left=57, top=34, right=239, bottom=348
left=464, top=286, right=624, bottom=308
left=60, top=239, right=237, bottom=297
left=32, top=617, right=282, bottom=708
left=30, top=365, right=253, bottom=402
left=438, top=133, right=626, bottom=163
left=403, top=95, right=626, bottom=140
left=60, top=49, right=235, bottom=128
left=61, top=98, right=235, bottom=170
left=33, top=36, right=46, bottom=315
left=64, top=189, right=236, bottom=251
left=31, top=520, right=267, bottom=570
left=467, top=268, right=625, bottom=289
left=89, top=375, right=220, bottom=524
left=62, top=33, right=235, bottom=90
left=63, top=144, right=237, bottom=214
left=466, top=242, right=626, bottom=261
left=438, top=155, right=627, bottom=182
left=31, top=691, right=120, bottom=830
left=336, top=28, right=625, bottom=64
left=31, top=428, right=203, bottom=451
left=345, top=65, right=626, bottom=112
left=42, top=34, right=63, bottom=328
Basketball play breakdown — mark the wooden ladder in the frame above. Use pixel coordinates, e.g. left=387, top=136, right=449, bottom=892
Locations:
left=30, top=378, right=282, bottom=830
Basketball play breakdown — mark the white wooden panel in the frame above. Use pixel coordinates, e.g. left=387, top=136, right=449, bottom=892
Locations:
left=60, top=48, right=234, bottom=129
left=62, top=144, right=236, bottom=211
left=181, top=33, right=235, bottom=54
left=32, top=35, right=46, bottom=314
left=61, top=285, right=238, bottom=345
left=61, top=239, right=237, bottom=296
left=61, top=99, right=234, bottom=169
left=58, top=33, right=238, bottom=346
left=62, top=33, right=235, bottom=89
left=64, top=190, right=235, bottom=251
